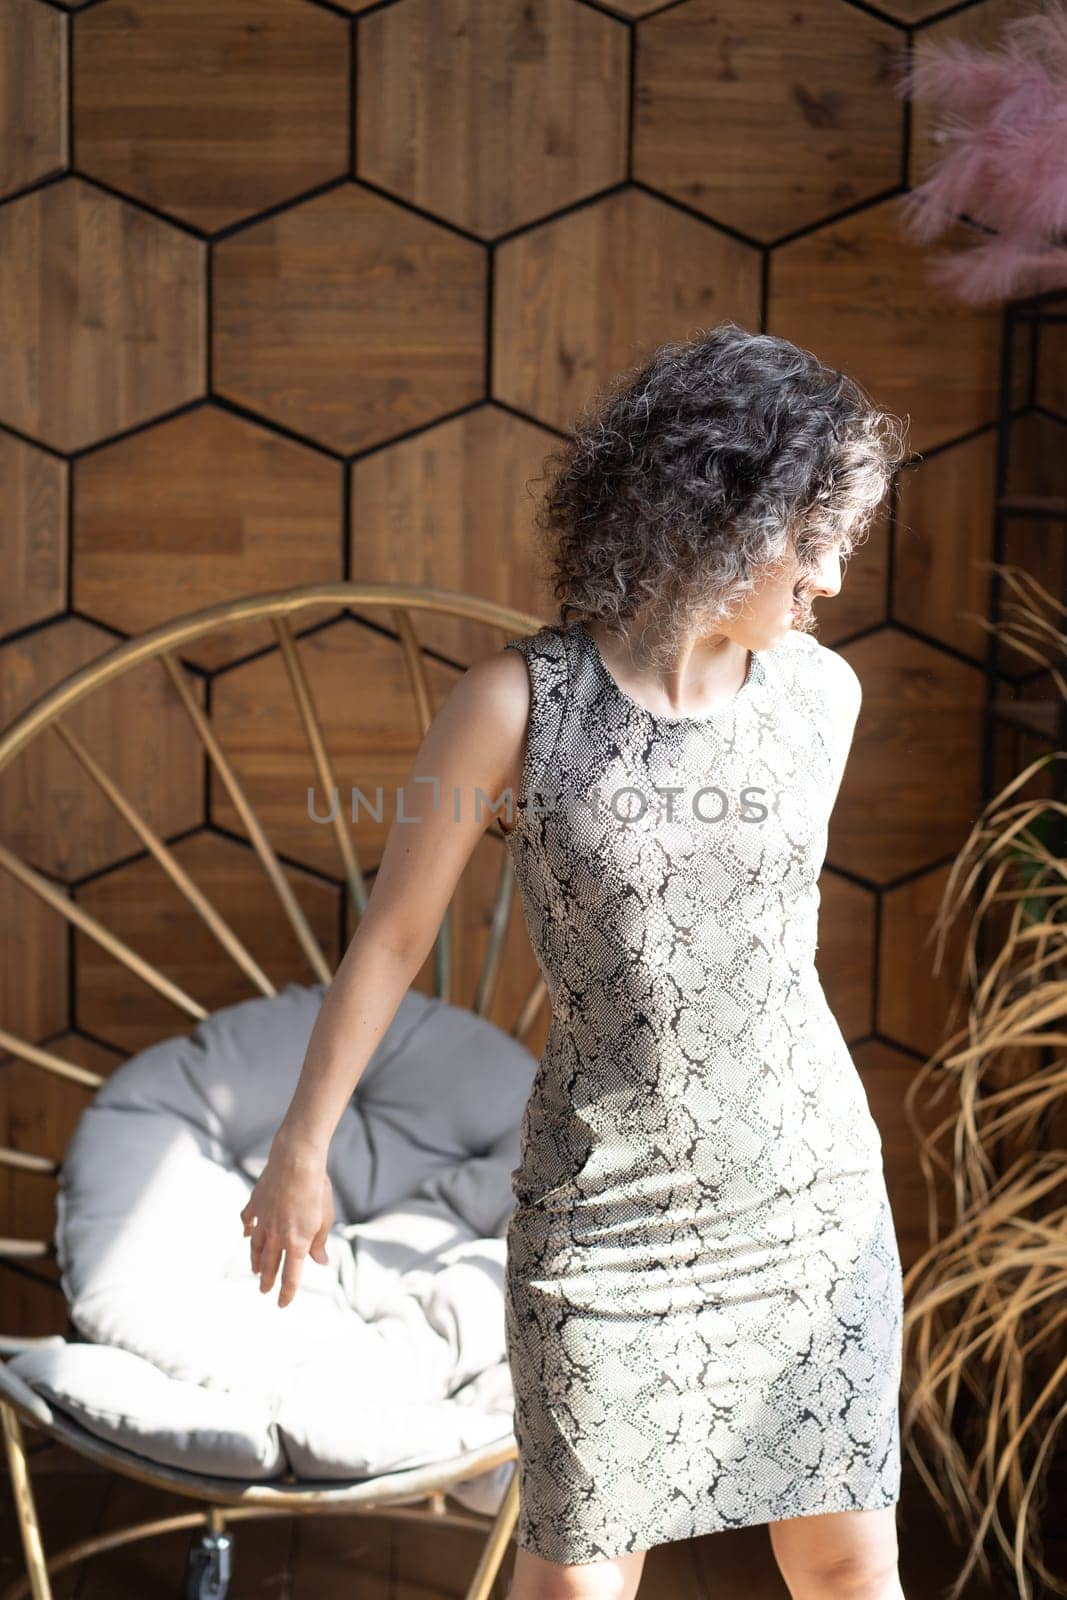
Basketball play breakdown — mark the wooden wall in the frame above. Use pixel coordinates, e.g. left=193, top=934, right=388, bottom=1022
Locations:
left=1, top=0, right=1058, bottom=1340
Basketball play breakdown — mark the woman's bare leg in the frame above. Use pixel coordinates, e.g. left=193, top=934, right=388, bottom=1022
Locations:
left=769, top=1504, right=905, bottom=1600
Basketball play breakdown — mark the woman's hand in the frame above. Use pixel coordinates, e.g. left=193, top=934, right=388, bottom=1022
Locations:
left=239, top=1143, right=335, bottom=1309
left=235, top=650, right=529, bottom=1309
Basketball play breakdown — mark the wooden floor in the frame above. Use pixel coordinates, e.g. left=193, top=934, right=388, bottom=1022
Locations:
left=3, top=1439, right=1060, bottom=1600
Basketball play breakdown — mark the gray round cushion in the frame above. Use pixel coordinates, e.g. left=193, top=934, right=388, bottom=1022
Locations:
left=9, top=982, right=537, bottom=1509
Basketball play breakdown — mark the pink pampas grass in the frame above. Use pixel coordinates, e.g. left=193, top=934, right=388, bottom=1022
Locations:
left=896, top=1, right=1067, bottom=305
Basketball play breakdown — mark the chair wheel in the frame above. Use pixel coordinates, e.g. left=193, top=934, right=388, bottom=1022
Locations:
left=184, top=1530, right=232, bottom=1600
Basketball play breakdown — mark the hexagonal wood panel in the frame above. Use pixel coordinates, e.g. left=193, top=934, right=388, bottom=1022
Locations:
left=75, top=830, right=341, bottom=1058
left=0, top=177, right=205, bottom=452
left=0, top=431, right=67, bottom=636
left=634, top=0, right=903, bottom=242
left=808, top=501, right=890, bottom=647
left=832, top=629, right=985, bottom=884
left=0, top=864, right=69, bottom=1044
left=851, top=1037, right=952, bottom=1271
left=878, top=861, right=972, bottom=1059
left=209, top=614, right=463, bottom=879
left=895, top=433, right=998, bottom=667
left=0, top=1032, right=112, bottom=1327
left=895, top=424, right=1064, bottom=672
left=73, top=0, right=349, bottom=233
left=494, top=185, right=762, bottom=433
left=0, top=0, right=67, bottom=200
left=213, top=183, right=486, bottom=453
left=73, top=404, right=344, bottom=669
left=815, top=868, right=876, bottom=1041
left=0, top=616, right=205, bottom=881
left=769, top=199, right=1003, bottom=455
left=349, top=404, right=558, bottom=664
left=358, top=0, right=627, bottom=237
left=600, top=0, right=677, bottom=14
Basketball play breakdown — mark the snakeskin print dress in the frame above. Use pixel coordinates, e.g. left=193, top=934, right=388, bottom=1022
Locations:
left=500, top=618, right=903, bottom=1565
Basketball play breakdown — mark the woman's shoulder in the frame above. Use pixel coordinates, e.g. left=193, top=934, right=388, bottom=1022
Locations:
left=503, top=621, right=569, bottom=659
left=765, top=627, right=860, bottom=710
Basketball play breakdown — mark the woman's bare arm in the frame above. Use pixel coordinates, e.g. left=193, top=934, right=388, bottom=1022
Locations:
left=825, top=655, right=862, bottom=814
left=244, top=642, right=535, bottom=1304
left=275, top=643, right=533, bottom=1158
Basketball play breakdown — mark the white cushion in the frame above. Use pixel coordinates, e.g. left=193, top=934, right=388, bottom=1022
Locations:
left=8, top=982, right=535, bottom=1511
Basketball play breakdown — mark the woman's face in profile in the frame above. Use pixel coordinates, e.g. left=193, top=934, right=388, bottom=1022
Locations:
left=735, top=539, right=844, bottom=648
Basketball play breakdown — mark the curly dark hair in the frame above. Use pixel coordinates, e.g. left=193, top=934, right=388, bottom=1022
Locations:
left=527, top=321, right=909, bottom=663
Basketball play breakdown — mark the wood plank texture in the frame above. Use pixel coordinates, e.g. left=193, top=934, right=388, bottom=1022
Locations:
left=634, top=0, right=903, bottom=241
left=349, top=406, right=559, bottom=667
left=74, top=404, right=344, bottom=669
left=358, top=0, right=628, bottom=237
left=831, top=631, right=986, bottom=884
left=73, top=0, right=349, bottom=232
left=0, top=0, right=66, bottom=200
left=213, top=185, right=486, bottom=454
left=1, top=617, right=206, bottom=882
left=0, top=177, right=204, bottom=452
left=494, top=186, right=762, bottom=433
left=0, top=433, right=67, bottom=636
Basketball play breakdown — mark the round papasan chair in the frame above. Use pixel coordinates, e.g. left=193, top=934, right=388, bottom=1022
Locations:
left=0, top=584, right=550, bottom=1600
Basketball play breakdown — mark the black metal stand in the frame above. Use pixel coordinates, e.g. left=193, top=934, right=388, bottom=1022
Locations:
left=984, top=285, right=1067, bottom=807
left=981, top=284, right=1067, bottom=1178
left=982, top=287, right=1067, bottom=947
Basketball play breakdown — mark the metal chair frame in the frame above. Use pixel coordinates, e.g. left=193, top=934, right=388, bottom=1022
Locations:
left=0, top=582, right=550, bottom=1600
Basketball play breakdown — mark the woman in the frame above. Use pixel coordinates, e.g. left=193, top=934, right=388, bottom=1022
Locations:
left=241, top=322, right=911, bottom=1600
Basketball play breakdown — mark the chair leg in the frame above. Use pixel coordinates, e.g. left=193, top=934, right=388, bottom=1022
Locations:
left=0, top=1403, right=53, bottom=1600
left=463, top=1460, right=519, bottom=1600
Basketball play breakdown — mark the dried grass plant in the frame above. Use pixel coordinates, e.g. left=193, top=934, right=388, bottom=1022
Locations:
left=901, top=564, right=1067, bottom=1600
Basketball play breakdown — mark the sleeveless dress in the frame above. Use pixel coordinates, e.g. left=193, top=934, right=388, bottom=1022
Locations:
left=500, top=618, right=903, bottom=1565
